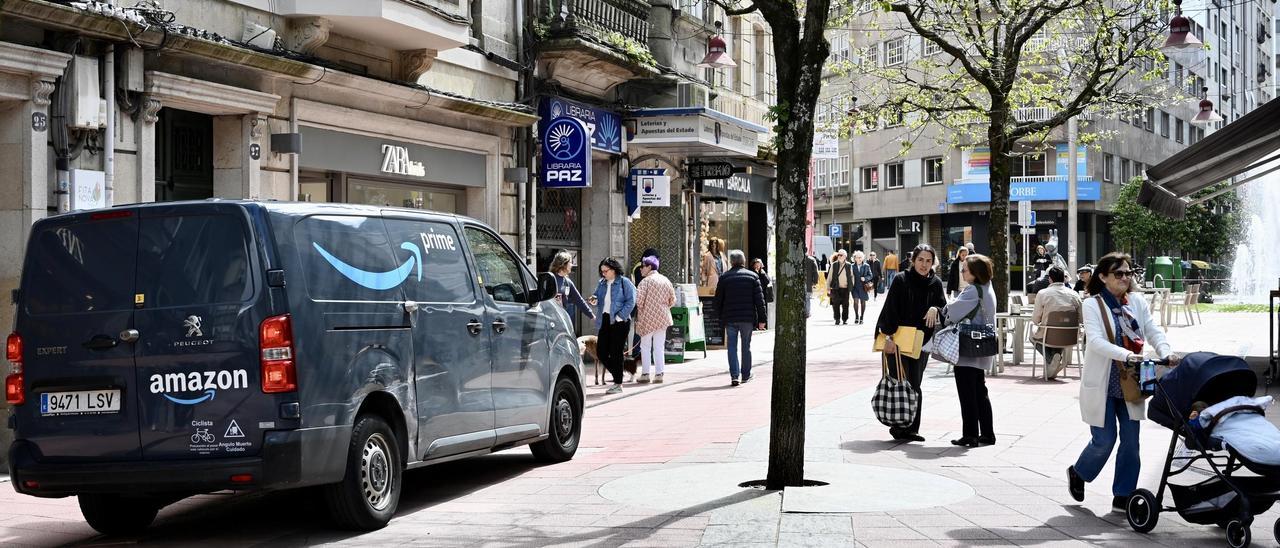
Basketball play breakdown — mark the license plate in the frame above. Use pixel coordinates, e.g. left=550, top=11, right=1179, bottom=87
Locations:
left=40, top=390, right=122, bottom=416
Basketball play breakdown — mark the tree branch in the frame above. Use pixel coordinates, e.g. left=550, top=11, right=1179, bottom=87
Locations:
left=722, top=2, right=759, bottom=16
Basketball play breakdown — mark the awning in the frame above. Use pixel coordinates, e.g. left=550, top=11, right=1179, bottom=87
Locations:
left=1143, top=98, right=1280, bottom=218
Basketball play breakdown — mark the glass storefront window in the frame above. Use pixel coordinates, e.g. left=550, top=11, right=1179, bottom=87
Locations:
left=347, top=179, right=460, bottom=214
left=701, top=199, right=747, bottom=257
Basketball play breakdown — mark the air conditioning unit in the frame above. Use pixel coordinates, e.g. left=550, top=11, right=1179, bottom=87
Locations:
left=242, top=21, right=278, bottom=50
left=68, top=55, right=102, bottom=129
left=676, top=82, right=709, bottom=108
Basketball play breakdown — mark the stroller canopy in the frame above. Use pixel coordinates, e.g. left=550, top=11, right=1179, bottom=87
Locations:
left=1148, top=352, right=1257, bottom=430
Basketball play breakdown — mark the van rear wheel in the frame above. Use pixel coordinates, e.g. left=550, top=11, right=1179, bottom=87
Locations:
left=530, top=376, right=582, bottom=462
left=78, top=494, right=160, bottom=535
left=323, top=414, right=402, bottom=530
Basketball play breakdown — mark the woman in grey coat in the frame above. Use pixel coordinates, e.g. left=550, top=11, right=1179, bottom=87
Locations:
left=942, top=254, right=998, bottom=447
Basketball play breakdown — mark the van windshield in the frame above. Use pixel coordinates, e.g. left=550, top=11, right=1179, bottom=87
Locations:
left=24, top=217, right=139, bottom=315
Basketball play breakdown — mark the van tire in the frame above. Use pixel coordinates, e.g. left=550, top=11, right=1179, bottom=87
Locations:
left=530, top=375, right=582, bottom=462
left=323, top=414, right=402, bottom=530
left=78, top=494, right=159, bottom=535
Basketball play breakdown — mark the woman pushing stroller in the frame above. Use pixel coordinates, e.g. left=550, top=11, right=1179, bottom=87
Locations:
left=1066, top=252, right=1181, bottom=512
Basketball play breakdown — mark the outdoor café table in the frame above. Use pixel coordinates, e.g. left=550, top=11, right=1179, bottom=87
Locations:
left=994, top=312, right=1032, bottom=375
left=1139, top=287, right=1172, bottom=326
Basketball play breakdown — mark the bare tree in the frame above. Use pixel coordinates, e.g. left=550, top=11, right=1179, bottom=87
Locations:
left=843, top=0, right=1175, bottom=308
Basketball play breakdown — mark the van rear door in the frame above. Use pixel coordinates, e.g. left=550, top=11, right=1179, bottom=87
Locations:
left=131, top=205, right=269, bottom=460
left=15, top=210, right=142, bottom=461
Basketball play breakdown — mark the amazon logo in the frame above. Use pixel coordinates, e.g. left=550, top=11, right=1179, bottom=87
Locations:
left=312, top=231, right=457, bottom=291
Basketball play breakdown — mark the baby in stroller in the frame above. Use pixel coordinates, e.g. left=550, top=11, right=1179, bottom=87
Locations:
left=1189, top=395, right=1280, bottom=466
left=1124, top=352, right=1280, bottom=548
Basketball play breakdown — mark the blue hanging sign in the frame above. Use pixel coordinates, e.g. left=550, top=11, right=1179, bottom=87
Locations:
left=541, top=117, right=592, bottom=188
left=539, top=97, right=623, bottom=154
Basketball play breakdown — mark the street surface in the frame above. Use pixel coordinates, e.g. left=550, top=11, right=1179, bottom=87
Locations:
left=1, top=299, right=1275, bottom=547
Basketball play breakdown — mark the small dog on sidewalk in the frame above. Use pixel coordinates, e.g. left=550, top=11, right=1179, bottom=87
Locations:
left=577, top=335, right=637, bottom=385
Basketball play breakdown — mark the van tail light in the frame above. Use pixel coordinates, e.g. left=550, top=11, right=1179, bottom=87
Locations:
left=260, top=315, right=296, bottom=393
left=6, top=332, right=23, bottom=405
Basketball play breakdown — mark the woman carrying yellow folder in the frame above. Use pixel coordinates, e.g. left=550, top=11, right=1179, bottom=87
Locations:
left=875, top=244, right=947, bottom=443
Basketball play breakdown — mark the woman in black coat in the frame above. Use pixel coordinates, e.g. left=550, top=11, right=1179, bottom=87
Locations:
left=876, top=244, right=948, bottom=443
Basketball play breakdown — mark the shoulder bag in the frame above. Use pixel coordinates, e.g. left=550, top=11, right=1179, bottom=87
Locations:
left=1094, top=295, right=1147, bottom=403
left=929, top=299, right=982, bottom=365
left=957, top=285, right=999, bottom=358
left=872, top=352, right=918, bottom=428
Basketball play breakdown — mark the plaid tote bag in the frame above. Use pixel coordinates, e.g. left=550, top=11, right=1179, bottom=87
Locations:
left=872, top=352, right=918, bottom=428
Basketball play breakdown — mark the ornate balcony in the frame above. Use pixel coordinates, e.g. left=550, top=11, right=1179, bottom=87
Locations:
left=538, top=0, right=658, bottom=96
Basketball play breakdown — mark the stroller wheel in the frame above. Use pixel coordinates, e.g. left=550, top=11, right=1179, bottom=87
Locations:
left=1273, top=517, right=1280, bottom=544
left=1126, top=489, right=1160, bottom=534
left=1226, top=520, right=1250, bottom=548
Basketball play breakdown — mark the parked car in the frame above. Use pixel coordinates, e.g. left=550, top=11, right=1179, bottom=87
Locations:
left=5, top=201, right=584, bottom=533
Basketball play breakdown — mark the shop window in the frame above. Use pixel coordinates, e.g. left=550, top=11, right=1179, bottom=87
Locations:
left=861, top=166, right=879, bottom=192
left=348, top=179, right=461, bottom=213
left=1011, top=153, right=1045, bottom=178
left=885, top=162, right=905, bottom=189
left=923, top=157, right=944, bottom=185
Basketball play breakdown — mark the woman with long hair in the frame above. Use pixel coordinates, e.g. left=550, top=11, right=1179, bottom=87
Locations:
left=875, top=244, right=947, bottom=442
left=850, top=250, right=873, bottom=324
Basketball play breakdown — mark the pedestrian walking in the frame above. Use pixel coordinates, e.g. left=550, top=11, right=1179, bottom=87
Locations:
left=1031, top=266, right=1082, bottom=379
left=549, top=251, right=595, bottom=332
left=868, top=251, right=883, bottom=301
left=634, top=256, right=675, bottom=384
left=1067, top=252, right=1181, bottom=512
left=883, top=250, right=899, bottom=288
left=713, top=250, right=766, bottom=386
left=850, top=250, right=873, bottom=324
left=943, top=254, right=997, bottom=447
left=947, top=247, right=970, bottom=299
left=875, top=244, right=947, bottom=442
left=827, top=250, right=853, bottom=325
left=590, top=257, right=636, bottom=395
left=751, top=258, right=773, bottom=329
left=804, top=253, right=820, bottom=319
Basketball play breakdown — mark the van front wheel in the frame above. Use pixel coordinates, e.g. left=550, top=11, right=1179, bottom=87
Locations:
left=79, top=494, right=160, bottom=535
left=324, top=414, right=402, bottom=530
left=530, top=376, right=582, bottom=462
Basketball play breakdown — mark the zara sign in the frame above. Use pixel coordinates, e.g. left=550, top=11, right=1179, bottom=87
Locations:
left=380, top=144, right=427, bottom=177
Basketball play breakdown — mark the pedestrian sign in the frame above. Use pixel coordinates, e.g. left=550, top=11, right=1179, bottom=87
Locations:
left=829, top=224, right=842, bottom=238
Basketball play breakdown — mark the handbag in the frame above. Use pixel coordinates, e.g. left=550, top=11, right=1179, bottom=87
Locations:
left=872, top=352, right=918, bottom=428
left=1095, top=295, right=1148, bottom=403
left=930, top=301, right=982, bottom=365
left=874, top=327, right=924, bottom=359
left=957, top=285, right=998, bottom=358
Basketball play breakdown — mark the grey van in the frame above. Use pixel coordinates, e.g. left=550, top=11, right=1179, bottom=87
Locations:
left=5, top=201, right=585, bottom=533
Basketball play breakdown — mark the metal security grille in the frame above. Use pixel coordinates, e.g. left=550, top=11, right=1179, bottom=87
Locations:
left=537, top=188, right=583, bottom=245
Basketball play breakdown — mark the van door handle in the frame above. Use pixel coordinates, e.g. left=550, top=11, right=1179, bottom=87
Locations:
left=118, top=329, right=140, bottom=343
left=466, top=320, right=483, bottom=336
left=83, top=334, right=119, bottom=351
left=492, top=319, right=507, bottom=334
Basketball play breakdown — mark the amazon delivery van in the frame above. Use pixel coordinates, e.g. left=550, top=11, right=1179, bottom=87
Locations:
left=6, top=201, right=584, bottom=533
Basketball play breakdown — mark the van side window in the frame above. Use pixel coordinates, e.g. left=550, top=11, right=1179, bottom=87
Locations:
left=24, top=218, right=138, bottom=315
left=463, top=227, right=528, bottom=304
left=295, top=216, right=405, bottom=301
left=137, top=215, right=253, bottom=307
left=384, top=220, right=475, bottom=303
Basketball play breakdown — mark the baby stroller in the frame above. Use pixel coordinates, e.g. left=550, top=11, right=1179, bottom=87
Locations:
left=1126, top=352, right=1280, bottom=548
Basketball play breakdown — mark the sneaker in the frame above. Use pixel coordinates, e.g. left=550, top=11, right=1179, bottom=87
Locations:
left=653, top=373, right=664, bottom=384
left=745, top=373, right=755, bottom=382
left=605, top=385, right=622, bottom=395
left=731, top=379, right=740, bottom=387
left=1112, top=496, right=1127, bottom=513
left=637, top=373, right=651, bottom=384
left=1067, top=466, right=1085, bottom=502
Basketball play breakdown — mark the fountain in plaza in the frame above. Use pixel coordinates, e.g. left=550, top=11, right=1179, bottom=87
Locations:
left=1230, top=164, right=1280, bottom=303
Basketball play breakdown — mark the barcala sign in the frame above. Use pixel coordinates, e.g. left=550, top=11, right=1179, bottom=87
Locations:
left=381, top=144, right=426, bottom=177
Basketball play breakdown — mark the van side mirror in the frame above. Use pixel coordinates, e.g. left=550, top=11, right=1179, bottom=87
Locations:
left=533, top=272, right=558, bottom=304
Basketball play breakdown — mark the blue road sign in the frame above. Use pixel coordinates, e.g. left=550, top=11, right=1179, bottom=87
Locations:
left=829, top=224, right=843, bottom=238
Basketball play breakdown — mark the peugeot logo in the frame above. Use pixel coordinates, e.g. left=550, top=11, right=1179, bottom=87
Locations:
left=184, top=315, right=203, bottom=338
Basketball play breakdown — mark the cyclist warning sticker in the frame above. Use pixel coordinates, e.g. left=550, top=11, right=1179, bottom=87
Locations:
left=188, top=419, right=252, bottom=455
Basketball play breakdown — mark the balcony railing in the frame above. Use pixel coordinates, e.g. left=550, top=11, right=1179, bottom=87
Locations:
left=1013, top=107, right=1054, bottom=123
left=553, top=0, right=652, bottom=48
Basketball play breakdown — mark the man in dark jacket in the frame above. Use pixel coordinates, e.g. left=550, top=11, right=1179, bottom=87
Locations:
left=713, top=250, right=766, bottom=386
left=868, top=252, right=883, bottom=301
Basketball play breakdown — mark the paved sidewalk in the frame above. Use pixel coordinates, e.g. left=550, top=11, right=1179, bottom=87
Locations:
left=1, top=299, right=1276, bottom=547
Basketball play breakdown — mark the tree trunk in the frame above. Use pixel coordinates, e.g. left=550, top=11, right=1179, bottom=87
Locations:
left=987, top=123, right=1013, bottom=313
left=765, top=34, right=824, bottom=491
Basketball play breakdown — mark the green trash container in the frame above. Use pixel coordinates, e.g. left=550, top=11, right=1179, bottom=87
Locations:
left=1148, top=256, right=1175, bottom=290
left=1169, top=258, right=1184, bottom=292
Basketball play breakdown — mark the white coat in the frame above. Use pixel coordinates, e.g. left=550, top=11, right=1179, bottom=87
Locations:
left=1080, top=292, right=1172, bottom=428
